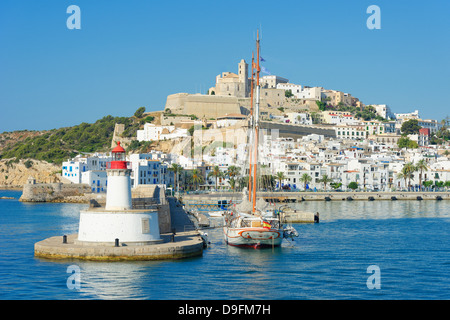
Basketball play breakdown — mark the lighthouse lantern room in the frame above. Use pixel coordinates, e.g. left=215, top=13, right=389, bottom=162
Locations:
left=109, top=141, right=128, bottom=169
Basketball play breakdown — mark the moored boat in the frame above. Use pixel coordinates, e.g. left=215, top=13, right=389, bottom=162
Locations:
left=223, top=210, right=298, bottom=248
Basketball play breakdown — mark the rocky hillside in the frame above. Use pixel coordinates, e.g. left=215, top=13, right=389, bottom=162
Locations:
left=0, top=158, right=61, bottom=188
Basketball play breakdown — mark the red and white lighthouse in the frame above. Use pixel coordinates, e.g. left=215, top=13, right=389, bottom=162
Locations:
left=105, top=141, right=132, bottom=210
left=77, top=141, right=161, bottom=244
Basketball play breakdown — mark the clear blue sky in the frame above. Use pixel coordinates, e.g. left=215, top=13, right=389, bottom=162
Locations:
left=1, top=0, right=449, bottom=132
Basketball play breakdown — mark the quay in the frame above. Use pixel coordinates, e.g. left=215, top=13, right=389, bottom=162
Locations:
left=182, top=191, right=450, bottom=203
left=34, top=231, right=204, bottom=261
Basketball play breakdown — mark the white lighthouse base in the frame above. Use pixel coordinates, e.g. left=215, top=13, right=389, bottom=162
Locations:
left=76, top=209, right=161, bottom=245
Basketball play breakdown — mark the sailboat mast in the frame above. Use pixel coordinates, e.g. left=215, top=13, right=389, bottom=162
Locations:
left=252, top=30, right=261, bottom=213
left=248, top=52, right=255, bottom=202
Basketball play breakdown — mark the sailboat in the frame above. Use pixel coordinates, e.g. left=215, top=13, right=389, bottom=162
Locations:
left=223, top=31, right=299, bottom=249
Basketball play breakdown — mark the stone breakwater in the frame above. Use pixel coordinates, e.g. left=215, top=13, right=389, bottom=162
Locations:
left=19, top=182, right=93, bottom=203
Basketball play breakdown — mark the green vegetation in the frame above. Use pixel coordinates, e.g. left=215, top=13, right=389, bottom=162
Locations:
left=276, top=172, right=286, bottom=190
left=126, top=140, right=153, bottom=153
left=207, top=165, right=223, bottom=190
left=348, top=182, right=358, bottom=190
left=284, top=89, right=293, bottom=98
left=397, top=136, right=419, bottom=149
left=318, top=174, right=333, bottom=191
left=430, top=123, right=450, bottom=144
left=0, top=115, right=139, bottom=164
left=300, top=173, right=312, bottom=191
left=401, top=119, right=421, bottom=135
left=24, top=160, right=33, bottom=168
left=330, top=182, right=342, bottom=190
left=134, top=106, right=146, bottom=118
left=315, top=101, right=385, bottom=121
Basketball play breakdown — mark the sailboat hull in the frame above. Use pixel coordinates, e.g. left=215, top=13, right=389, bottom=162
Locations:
left=223, top=227, right=283, bottom=248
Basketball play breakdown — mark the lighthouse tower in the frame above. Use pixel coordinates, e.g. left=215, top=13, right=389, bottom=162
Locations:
left=105, top=142, right=132, bottom=210
left=76, top=142, right=161, bottom=245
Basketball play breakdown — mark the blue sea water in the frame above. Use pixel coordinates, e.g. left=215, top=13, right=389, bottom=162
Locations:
left=0, top=189, right=449, bottom=300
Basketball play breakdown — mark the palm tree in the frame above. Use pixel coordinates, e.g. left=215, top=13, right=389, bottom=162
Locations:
left=276, top=172, right=286, bottom=191
left=228, top=177, right=236, bottom=191
left=261, top=174, right=275, bottom=190
left=319, top=174, right=333, bottom=191
left=415, top=159, right=428, bottom=190
left=238, top=176, right=248, bottom=192
left=191, top=168, right=204, bottom=191
left=168, top=163, right=183, bottom=194
left=397, top=172, right=407, bottom=190
left=208, top=165, right=222, bottom=191
left=299, top=173, right=312, bottom=191
left=226, top=165, right=240, bottom=179
left=402, top=162, right=415, bottom=190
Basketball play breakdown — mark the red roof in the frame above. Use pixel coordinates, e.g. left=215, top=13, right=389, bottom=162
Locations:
left=112, top=141, right=125, bottom=153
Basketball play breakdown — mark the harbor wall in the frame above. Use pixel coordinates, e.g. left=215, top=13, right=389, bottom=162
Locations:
left=182, top=191, right=450, bottom=202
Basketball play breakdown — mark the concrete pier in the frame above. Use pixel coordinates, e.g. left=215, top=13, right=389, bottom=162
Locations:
left=34, top=232, right=204, bottom=261
left=282, top=210, right=318, bottom=223
left=34, top=195, right=204, bottom=261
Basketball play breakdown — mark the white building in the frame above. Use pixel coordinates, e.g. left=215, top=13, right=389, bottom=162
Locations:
left=276, top=83, right=322, bottom=100
left=417, top=119, right=441, bottom=134
left=372, top=104, right=394, bottom=120
left=285, top=112, right=312, bottom=125
left=335, top=125, right=367, bottom=140
left=137, top=123, right=175, bottom=142
left=81, top=170, right=108, bottom=193
left=260, top=75, right=289, bottom=89
left=216, top=114, right=247, bottom=128
left=129, top=153, right=174, bottom=188
left=394, top=110, right=420, bottom=120
left=62, top=153, right=111, bottom=184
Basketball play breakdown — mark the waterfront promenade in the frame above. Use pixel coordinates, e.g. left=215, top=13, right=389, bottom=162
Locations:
left=182, top=191, right=450, bottom=202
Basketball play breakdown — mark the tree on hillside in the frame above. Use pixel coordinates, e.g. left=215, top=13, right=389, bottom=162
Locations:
left=397, top=136, right=419, bottom=149
left=134, top=107, right=146, bottom=118
left=401, top=119, right=421, bottom=135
